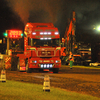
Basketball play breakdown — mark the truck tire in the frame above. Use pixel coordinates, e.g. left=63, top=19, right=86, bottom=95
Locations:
left=26, top=61, right=31, bottom=73
left=53, top=68, right=59, bottom=73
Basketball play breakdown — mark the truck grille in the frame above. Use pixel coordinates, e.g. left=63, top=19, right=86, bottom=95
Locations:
left=38, top=51, right=54, bottom=57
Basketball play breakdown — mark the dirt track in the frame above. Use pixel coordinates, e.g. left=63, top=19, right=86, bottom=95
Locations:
left=0, top=65, right=100, bottom=98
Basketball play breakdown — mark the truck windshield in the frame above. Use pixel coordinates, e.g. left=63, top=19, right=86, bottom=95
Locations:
left=31, top=39, right=60, bottom=47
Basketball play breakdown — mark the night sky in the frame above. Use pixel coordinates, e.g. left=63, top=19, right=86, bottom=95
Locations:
left=0, top=0, right=100, bottom=43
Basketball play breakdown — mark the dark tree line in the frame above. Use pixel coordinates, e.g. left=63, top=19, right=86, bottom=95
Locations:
left=0, top=0, right=24, bottom=38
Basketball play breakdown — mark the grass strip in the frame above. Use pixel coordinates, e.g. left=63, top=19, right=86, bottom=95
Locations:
left=0, top=80, right=99, bottom=100
left=62, top=65, right=100, bottom=69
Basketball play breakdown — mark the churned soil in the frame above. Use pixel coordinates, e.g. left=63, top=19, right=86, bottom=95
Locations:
left=0, top=65, right=100, bottom=98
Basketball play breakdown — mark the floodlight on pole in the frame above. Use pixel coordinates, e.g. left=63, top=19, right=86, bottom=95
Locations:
left=97, top=26, right=100, bottom=31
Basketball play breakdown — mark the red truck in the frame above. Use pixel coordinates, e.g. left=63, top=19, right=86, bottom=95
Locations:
left=17, top=23, right=61, bottom=73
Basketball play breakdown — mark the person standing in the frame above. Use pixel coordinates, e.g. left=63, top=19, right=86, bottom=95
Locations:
left=69, top=51, right=74, bottom=69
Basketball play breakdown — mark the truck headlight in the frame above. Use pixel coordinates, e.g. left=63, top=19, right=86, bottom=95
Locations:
left=55, top=60, right=61, bottom=63
left=32, top=60, right=37, bottom=63
left=32, top=32, right=36, bottom=35
left=55, top=32, right=59, bottom=35
left=50, top=64, right=53, bottom=68
left=41, top=64, right=43, bottom=68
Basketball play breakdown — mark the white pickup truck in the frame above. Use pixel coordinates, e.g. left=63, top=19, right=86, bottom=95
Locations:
left=89, top=62, right=100, bottom=66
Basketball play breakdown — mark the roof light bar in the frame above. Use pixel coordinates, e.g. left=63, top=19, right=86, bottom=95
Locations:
left=40, top=32, right=43, bottom=35
left=55, top=32, right=59, bottom=35
left=40, top=32, right=51, bottom=35
left=32, top=32, right=36, bottom=35
left=48, top=32, right=51, bottom=35
left=44, top=32, right=47, bottom=35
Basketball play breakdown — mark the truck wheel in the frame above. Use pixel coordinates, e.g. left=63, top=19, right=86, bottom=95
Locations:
left=26, top=61, right=31, bottom=73
left=53, top=68, right=59, bottom=73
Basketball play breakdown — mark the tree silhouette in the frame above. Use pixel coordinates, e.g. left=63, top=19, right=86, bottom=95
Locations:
left=0, top=0, right=24, bottom=38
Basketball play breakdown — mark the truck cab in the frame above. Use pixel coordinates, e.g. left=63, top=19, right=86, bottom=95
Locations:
left=17, top=23, right=61, bottom=73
